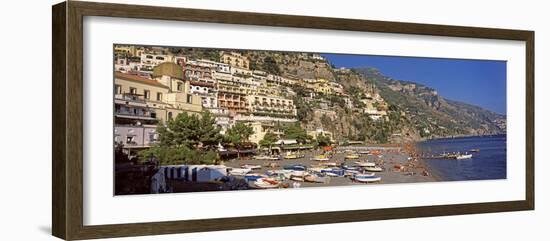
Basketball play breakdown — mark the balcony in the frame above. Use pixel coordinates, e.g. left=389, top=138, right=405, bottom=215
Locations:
left=114, top=93, right=148, bottom=107
left=115, top=110, right=157, bottom=121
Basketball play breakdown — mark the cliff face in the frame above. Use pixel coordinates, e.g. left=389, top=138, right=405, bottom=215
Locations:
left=354, top=68, right=507, bottom=138
left=244, top=51, right=336, bottom=80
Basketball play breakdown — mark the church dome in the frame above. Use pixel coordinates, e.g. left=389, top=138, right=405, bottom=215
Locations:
left=152, top=62, right=184, bottom=80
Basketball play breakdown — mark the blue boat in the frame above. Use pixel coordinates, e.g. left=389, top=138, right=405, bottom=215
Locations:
left=283, top=164, right=307, bottom=171
left=321, top=168, right=345, bottom=177
left=244, top=173, right=264, bottom=182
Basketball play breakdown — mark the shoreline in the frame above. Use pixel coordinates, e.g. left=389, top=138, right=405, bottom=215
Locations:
left=418, top=158, right=443, bottom=182
left=418, top=133, right=506, bottom=142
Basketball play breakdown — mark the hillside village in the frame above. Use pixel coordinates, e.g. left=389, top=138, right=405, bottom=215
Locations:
left=113, top=46, right=392, bottom=157
left=113, top=45, right=506, bottom=160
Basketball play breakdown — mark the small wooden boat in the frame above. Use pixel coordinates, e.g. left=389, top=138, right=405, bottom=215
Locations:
left=469, top=149, right=480, bottom=152
left=304, top=174, right=327, bottom=183
left=354, top=161, right=376, bottom=167
left=364, top=166, right=383, bottom=172
left=323, top=172, right=340, bottom=177
left=456, top=154, right=473, bottom=160
left=283, top=164, right=307, bottom=171
left=254, top=155, right=272, bottom=160
left=290, top=176, right=305, bottom=182
left=345, top=154, right=360, bottom=159
left=341, top=165, right=359, bottom=170
left=307, top=167, right=332, bottom=173
left=321, top=168, right=345, bottom=177
left=284, top=153, right=304, bottom=159
left=360, top=172, right=376, bottom=177
left=344, top=170, right=361, bottom=176
left=354, top=174, right=381, bottom=183
left=229, top=168, right=252, bottom=176
left=254, top=178, right=280, bottom=188
left=313, top=155, right=330, bottom=161
left=370, top=150, right=382, bottom=155
left=321, top=162, right=339, bottom=167
left=241, top=164, right=262, bottom=170
left=284, top=154, right=298, bottom=159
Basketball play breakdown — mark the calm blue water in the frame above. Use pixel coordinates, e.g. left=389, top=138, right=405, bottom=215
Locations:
left=417, top=135, right=507, bottom=181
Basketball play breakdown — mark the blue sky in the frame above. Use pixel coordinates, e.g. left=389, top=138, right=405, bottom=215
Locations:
left=322, top=54, right=507, bottom=115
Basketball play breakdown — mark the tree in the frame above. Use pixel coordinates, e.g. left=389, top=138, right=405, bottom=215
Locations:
left=197, top=112, right=223, bottom=150
left=259, top=131, right=279, bottom=154
left=138, top=111, right=222, bottom=165
left=263, top=56, right=281, bottom=75
left=225, top=122, right=254, bottom=147
left=224, top=122, right=254, bottom=158
left=284, top=123, right=312, bottom=144
left=315, top=133, right=331, bottom=147
left=156, top=111, right=221, bottom=149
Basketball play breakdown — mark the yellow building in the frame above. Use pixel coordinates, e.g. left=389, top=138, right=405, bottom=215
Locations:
left=114, top=45, right=144, bottom=57
left=315, top=82, right=332, bottom=95
left=307, top=128, right=335, bottom=142
left=114, top=62, right=203, bottom=123
left=220, top=52, right=250, bottom=69
left=152, top=62, right=203, bottom=116
left=244, top=120, right=287, bottom=145
left=247, top=121, right=270, bottom=144
left=115, top=72, right=172, bottom=122
left=246, top=94, right=297, bottom=118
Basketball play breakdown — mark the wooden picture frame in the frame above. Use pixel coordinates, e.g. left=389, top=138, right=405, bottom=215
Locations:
left=52, top=1, right=534, bottom=240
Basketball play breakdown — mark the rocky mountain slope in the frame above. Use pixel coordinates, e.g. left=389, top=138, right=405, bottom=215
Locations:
left=354, top=67, right=507, bottom=138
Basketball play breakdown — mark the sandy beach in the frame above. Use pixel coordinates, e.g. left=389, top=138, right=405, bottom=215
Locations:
left=221, top=146, right=436, bottom=190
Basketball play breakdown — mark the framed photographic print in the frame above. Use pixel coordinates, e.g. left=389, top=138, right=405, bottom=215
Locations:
left=52, top=1, right=534, bottom=240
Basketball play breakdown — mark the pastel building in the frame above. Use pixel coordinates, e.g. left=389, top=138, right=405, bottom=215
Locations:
left=246, top=94, right=297, bottom=118
left=221, top=51, right=250, bottom=69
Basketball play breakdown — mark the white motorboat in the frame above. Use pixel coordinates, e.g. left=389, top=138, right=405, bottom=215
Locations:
left=354, top=174, right=381, bottom=183
left=229, top=168, right=252, bottom=176
left=254, top=178, right=280, bottom=188
left=364, top=166, right=383, bottom=172
left=290, top=170, right=306, bottom=177
left=254, top=155, right=280, bottom=160
left=455, top=154, right=473, bottom=160
left=354, top=161, right=376, bottom=167
left=241, top=164, right=262, bottom=169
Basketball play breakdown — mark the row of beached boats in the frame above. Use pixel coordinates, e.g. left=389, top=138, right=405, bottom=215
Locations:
left=228, top=161, right=384, bottom=188
left=253, top=153, right=307, bottom=161
left=255, top=149, right=384, bottom=163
